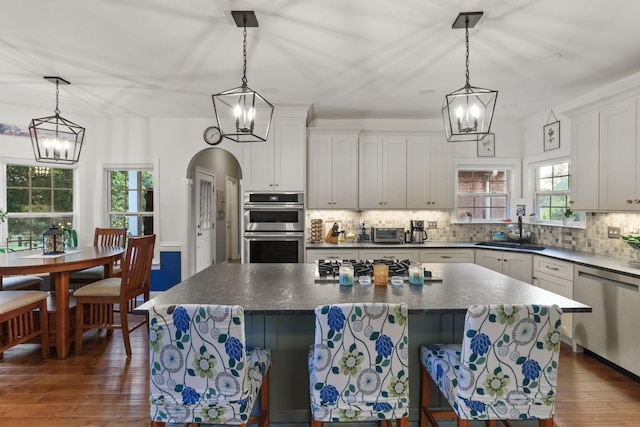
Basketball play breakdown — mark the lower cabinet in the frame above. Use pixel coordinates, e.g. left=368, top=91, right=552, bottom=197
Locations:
left=532, top=256, right=574, bottom=339
left=475, top=249, right=532, bottom=284
left=419, top=249, right=474, bottom=263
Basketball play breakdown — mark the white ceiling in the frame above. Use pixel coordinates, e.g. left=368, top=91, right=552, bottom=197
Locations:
left=3, top=0, right=640, bottom=122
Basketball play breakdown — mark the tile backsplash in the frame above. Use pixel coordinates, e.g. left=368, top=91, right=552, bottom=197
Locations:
left=306, top=210, right=640, bottom=262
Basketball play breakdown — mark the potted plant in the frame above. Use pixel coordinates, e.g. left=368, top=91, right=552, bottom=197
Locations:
left=562, top=208, right=574, bottom=226
left=465, top=211, right=472, bottom=222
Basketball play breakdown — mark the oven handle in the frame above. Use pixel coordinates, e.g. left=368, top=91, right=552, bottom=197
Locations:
left=243, top=204, right=304, bottom=210
left=243, top=231, right=305, bottom=238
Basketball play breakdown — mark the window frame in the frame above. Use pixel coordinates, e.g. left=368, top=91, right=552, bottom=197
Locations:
left=531, top=157, right=585, bottom=227
left=453, top=158, right=521, bottom=224
left=102, top=161, right=159, bottom=263
left=1, top=161, right=77, bottom=252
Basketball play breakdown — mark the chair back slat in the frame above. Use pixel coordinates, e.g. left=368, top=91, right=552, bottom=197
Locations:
left=93, top=227, right=127, bottom=247
left=120, top=235, right=155, bottom=300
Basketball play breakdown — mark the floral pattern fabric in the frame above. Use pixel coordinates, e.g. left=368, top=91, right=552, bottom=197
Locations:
left=420, top=304, right=562, bottom=421
left=149, top=304, right=271, bottom=424
left=309, top=303, right=409, bottom=422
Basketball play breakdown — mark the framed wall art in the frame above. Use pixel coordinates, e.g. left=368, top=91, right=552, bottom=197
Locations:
left=477, top=133, right=495, bottom=157
left=543, top=110, right=560, bottom=151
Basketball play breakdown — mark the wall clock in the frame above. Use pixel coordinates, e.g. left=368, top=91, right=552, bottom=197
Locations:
left=203, top=126, right=223, bottom=145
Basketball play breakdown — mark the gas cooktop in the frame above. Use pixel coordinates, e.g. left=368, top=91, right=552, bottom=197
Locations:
left=315, top=259, right=416, bottom=282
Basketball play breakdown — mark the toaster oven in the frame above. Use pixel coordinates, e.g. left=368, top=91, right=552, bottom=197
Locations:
left=371, top=227, right=404, bottom=243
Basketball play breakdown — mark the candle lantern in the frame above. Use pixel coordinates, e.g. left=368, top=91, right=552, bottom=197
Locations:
left=43, top=224, right=65, bottom=255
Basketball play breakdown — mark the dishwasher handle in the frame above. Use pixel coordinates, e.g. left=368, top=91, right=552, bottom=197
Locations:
left=577, top=270, right=640, bottom=292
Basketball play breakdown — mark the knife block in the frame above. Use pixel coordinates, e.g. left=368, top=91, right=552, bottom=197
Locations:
left=324, top=228, right=338, bottom=244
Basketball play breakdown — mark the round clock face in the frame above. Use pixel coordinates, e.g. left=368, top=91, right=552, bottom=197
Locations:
left=203, top=126, right=223, bottom=145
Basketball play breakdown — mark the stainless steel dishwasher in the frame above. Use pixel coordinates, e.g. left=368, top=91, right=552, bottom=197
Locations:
left=573, top=265, right=640, bottom=376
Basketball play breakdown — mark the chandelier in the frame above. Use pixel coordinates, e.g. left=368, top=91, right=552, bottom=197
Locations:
left=212, top=11, right=274, bottom=143
left=29, top=76, right=85, bottom=164
left=442, top=12, right=497, bottom=142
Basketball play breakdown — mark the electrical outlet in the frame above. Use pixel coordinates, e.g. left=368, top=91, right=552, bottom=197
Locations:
left=428, top=221, right=437, bottom=229
left=608, top=226, right=621, bottom=238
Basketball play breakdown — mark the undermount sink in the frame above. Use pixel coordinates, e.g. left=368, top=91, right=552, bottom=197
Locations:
left=475, top=241, right=546, bottom=251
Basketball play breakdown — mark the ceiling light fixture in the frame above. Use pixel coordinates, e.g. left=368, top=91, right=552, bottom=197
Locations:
left=212, top=11, right=274, bottom=143
left=442, top=12, right=497, bottom=142
left=29, top=76, right=85, bottom=164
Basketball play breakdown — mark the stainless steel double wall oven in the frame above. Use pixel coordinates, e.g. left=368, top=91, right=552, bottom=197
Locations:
left=242, top=192, right=304, bottom=263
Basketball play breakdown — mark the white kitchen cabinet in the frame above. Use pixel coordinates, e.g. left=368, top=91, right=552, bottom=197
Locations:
left=307, top=130, right=359, bottom=209
left=598, top=98, right=640, bottom=210
left=406, top=136, right=454, bottom=209
left=419, top=249, right=474, bottom=263
left=475, top=249, right=532, bottom=284
left=570, top=109, right=600, bottom=211
left=358, top=249, right=420, bottom=262
left=359, top=136, right=406, bottom=209
left=243, top=118, right=306, bottom=191
left=532, top=256, right=574, bottom=339
left=306, top=248, right=359, bottom=263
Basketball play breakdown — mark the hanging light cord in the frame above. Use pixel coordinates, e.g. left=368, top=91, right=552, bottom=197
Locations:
left=464, top=16, right=470, bottom=89
left=54, top=79, right=61, bottom=116
left=241, top=16, right=248, bottom=89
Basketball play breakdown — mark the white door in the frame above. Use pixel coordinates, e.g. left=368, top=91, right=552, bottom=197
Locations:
left=226, top=176, right=240, bottom=261
left=195, top=170, right=215, bottom=273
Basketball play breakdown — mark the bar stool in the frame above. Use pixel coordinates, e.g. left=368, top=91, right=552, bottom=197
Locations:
left=419, top=304, right=562, bottom=427
left=309, top=303, right=409, bottom=427
left=149, top=304, right=271, bottom=427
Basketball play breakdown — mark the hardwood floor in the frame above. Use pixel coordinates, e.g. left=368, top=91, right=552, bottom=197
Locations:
left=1, top=320, right=639, bottom=426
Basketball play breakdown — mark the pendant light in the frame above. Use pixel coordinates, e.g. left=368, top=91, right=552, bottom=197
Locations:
left=29, top=76, right=85, bottom=164
left=212, top=11, right=274, bottom=143
left=442, top=12, right=497, bottom=142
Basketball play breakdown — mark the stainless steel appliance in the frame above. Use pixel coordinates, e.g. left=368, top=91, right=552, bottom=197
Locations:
left=573, top=265, right=640, bottom=376
left=243, top=192, right=304, bottom=263
left=410, top=220, right=427, bottom=243
left=371, top=227, right=404, bottom=243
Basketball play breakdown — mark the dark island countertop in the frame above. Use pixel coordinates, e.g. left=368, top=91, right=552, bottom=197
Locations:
left=136, top=262, right=591, bottom=315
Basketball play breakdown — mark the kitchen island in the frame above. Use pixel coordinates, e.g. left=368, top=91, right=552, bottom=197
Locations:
left=136, top=262, right=590, bottom=426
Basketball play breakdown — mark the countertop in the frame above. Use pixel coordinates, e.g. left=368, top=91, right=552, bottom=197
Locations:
left=306, top=240, right=640, bottom=278
left=135, top=262, right=591, bottom=315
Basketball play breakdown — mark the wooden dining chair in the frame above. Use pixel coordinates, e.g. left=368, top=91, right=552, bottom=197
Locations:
left=0, top=290, right=50, bottom=360
left=69, top=227, right=127, bottom=290
left=73, top=234, right=155, bottom=357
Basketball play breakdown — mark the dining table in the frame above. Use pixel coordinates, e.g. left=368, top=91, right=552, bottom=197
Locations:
left=0, top=246, right=125, bottom=359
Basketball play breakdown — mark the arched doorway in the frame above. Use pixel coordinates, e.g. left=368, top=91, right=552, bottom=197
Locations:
left=186, top=147, right=242, bottom=275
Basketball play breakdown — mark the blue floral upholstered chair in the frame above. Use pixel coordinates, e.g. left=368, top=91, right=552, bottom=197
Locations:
left=309, top=303, right=409, bottom=427
left=149, top=304, right=271, bottom=427
left=419, top=304, right=562, bottom=427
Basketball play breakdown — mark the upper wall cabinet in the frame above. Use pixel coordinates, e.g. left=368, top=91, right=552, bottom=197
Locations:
left=307, top=130, right=359, bottom=209
left=570, top=109, right=600, bottom=211
left=406, top=136, right=454, bottom=209
left=243, top=117, right=306, bottom=191
left=598, top=98, right=640, bottom=210
left=359, top=135, right=407, bottom=209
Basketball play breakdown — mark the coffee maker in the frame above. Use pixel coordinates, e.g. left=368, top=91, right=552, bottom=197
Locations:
left=410, top=220, right=428, bottom=243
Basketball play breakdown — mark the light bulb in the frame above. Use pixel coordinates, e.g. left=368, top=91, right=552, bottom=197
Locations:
left=470, top=104, right=480, bottom=118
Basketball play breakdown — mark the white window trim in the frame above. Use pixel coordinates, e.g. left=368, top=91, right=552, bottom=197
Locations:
left=452, top=158, right=522, bottom=224
left=0, top=159, right=78, bottom=250
left=524, top=152, right=586, bottom=229
left=100, top=159, right=160, bottom=263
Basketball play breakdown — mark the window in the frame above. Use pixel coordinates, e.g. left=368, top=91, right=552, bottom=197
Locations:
left=5, top=165, right=74, bottom=251
left=108, top=170, right=154, bottom=237
left=457, top=169, right=509, bottom=221
left=535, top=161, right=572, bottom=221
